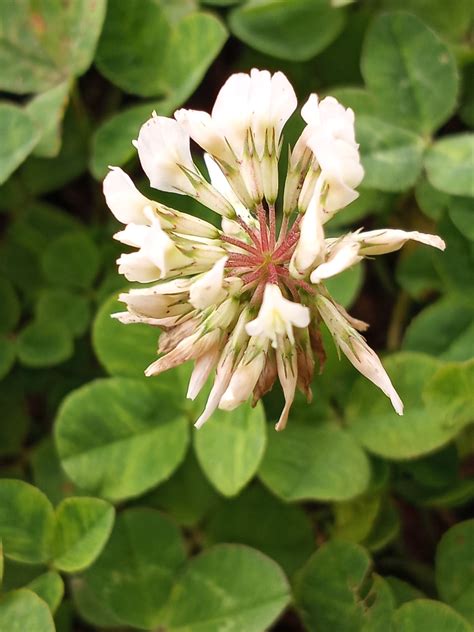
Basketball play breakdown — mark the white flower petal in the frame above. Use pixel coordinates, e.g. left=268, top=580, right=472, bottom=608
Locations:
left=275, top=346, right=297, bottom=431
left=135, top=114, right=196, bottom=195
left=187, top=345, right=220, bottom=400
left=218, top=347, right=266, bottom=410
left=195, top=308, right=252, bottom=427
left=302, top=94, right=356, bottom=146
left=194, top=354, right=234, bottom=428
left=145, top=329, right=220, bottom=377
left=247, top=69, right=297, bottom=158
left=113, top=223, right=150, bottom=248
left=323, top=178, right=360, bottom=215
left=317, top=295, right=403, bottom=415
left=310, top=240, right=362, bottom=283
left=112, top=310, right=193, bottom=329
left=189, top=256, right=228, bottom=310
left=318, top=96, right=356, bottom=145
left=301, top=93, right=320, bottom=125
left=310, top=134, right=364, bottom=194
left=246, top=284, right=310, bottom=348
left=269, top=71, right=298, bottom=143
left=129, top=278, right=194, bottom=297
left=116, top=220, right=191, bottom=283
left=204, top=154, right=257, bottom=236
left=300, top=95, right=363, bottom=215
left=204, top=154, right=243, bottom=212
left=143, top=224, right=191, bottom=278
left=175, top=109, right=233, bottom=164
left=356, top=229, right=446, bottom=256
left=341, top=340, right=404, bottom=415
left=248, top=69, right=272, bottom=157
left=291, top=177, right=326, bottom=274
left=118, top=291, right=186, bottom=319
left=319, top=138, right=364, bottom=188
left=212, top=72, right=251, bottom=159
left=103, top=167, right=151, bottom=224
left=116, top=252, right=160, bottom=283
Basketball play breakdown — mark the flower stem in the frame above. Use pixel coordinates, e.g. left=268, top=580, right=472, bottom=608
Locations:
left=221, top=234, right=259, bottom=255
left=257, top=203, right=269, bottom=251
left=276, top=214, right=289, bottom=247
left=269, top=203, right=276, bottom=249
left=236, top=217, right=261, bottom=249
left=273, top=217, right=301, bottom=259
left=226, top=253, right=261, bottom=267
left=294, top=279, right=315, bottom=295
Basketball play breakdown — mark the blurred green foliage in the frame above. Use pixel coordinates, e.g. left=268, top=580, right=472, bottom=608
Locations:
left=0, top=0, right=473, bottom=630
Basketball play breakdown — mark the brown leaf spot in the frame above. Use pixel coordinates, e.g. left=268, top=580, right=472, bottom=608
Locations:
left=30, top=12, right=46, bottom=35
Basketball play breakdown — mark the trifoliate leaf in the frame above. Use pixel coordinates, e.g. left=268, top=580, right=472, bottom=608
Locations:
left=161, top=544, right=291, bottom=632
left=55, top=378, right=189, bottom=501
left=229, top=0, right=345, bottom=61
left=194, top=403, right=267, bottom=497
left=81, top=508, right=187, bottom=629
left=41, top=231, right=100, bottom=290
left=27, top=572, right=64, bottom=614
left=53, top=497, right=115, bottom=573
left=17, top=319, right=73, bottom=368
left=95, top=0, right=171, bottom=97
left=26, top=82, right=70, bottom=158
left=435, top=520, right=474, bottom=625
left=361, top=12, right=458, bottom=134
left=294, top=540, right=395, bottom=631
left=347, top=352, right=471, bottom=459
left=0, top=590, right=55, bottom=632
left=0, top=0, right=106, bottom=94
left=259, top=419, right=371, bottom=502
left=0, top=104, right=39, bottom=185
left=203, top=483, right=314, bottom=576
left=425, top=134, right=474, bottom=197
left=0, top=479, right=55, bottom=564
left=392, top=600, right=471, bottom=632
left=356, top=116, right=425, bottom=191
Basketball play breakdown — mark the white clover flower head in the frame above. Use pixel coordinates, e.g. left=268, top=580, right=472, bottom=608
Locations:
left=104, top=68, right=446, bottom=430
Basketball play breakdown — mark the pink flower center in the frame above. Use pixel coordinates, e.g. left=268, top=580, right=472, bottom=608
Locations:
left=223, top=203, right=314, bottom=302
